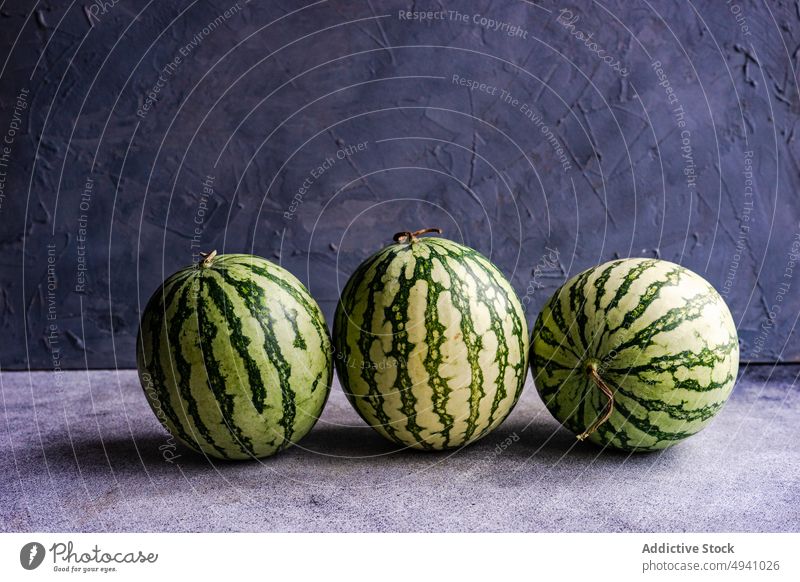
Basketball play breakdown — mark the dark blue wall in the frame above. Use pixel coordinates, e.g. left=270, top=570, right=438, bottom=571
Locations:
left=0, top=0, right=798, bottom=369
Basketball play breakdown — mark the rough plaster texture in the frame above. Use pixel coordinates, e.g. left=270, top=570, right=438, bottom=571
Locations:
left=1, top=367, right=797, bottom=532
left=0, top=1, right=798, bottom=369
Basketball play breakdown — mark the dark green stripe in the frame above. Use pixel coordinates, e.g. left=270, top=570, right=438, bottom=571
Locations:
left=233, top=258, right=333, bottom=417
left=138, top=274, right=201, bottom=453
left=283, top=306, right=308, bottom=350
left=604, top=265, right=683, bottom=337
left=607, top=339, right=738, bottom=393
left=420, top=256, right=455, bottom=447
left=236, top=262, right=329, bottom=357
left=310, top=369, right=325, bottom=393
left=196, top=275, right=255, bottom=457
left=335, top=247, right=404, bottom=444
left=426, top=244, right=484, bottom=443
left=614, top=383, right=726, bottom=422
left=602, top=259, right=659, bottom=316
left=450, top=249, right=526, bottom=433
left=435, top=240, right=527, bottom=438
left=214, top=270, right=296, bottom=448
left=568, top=268, right=593, bottom=351
left=530, top=350, right=579, bottom=375
left=203, top=273, right=268, bottom=413
left=548, top=286, right=584, bottom=358
left=597, top=396, right=696, bottom=449
left=576, top=376, right=596, bottom=434
left=168, top=280, right=231, bottom=459
left=592, top=261, right=620, bottom=313
left=380, top=245, right=432, bottom=449
left=608, top=290, right=718, bottom=356
left=534, top=303, right=581, bottom=361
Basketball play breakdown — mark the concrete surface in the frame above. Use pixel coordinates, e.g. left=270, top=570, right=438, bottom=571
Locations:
left=1, top=0, right=799, bottom=369
left=1, top=366, right=798, bottom=532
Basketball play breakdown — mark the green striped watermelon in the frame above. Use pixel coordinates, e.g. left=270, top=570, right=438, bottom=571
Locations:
left=333, top=229, right=529, bottom=450
left=531, top=258, right=739, bottom=452
left=136, top=251, right=333, bottom=460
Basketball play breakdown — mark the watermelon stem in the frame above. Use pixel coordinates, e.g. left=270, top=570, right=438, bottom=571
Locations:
left=577, top=361, right=615, bottom=442
left=393, top=228, right=442, bottom=244
left=199, top=250, right=217, bottom=269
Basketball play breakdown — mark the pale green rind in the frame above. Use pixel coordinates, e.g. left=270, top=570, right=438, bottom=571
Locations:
left=136, top=254, right=333, bottom=460
left=531, top=258, right=739, bottom=452
left=333, top=237, right=529, bottom=450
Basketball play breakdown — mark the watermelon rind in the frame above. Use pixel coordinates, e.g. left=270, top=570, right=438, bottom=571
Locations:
left=136, top=252, right=333, bottom=460
left=333, top=233, right=529, bottom=450
left=531, top=258, right=739, bottom=452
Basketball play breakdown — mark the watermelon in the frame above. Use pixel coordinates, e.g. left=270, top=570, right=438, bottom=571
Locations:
left=333, top=229, right=529, bottom=450
left=136, top=251, right=333, bottom=460
left=531, top=258, right=739, bottom=452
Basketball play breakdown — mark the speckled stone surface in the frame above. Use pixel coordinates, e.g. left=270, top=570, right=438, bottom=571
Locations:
left=0, top=0, right=799, bottom=369
left=1, top=366, right=797, bottom=532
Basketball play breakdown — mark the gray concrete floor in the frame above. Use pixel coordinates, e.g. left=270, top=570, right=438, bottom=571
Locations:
left=1, top=367, right=798, bottom=532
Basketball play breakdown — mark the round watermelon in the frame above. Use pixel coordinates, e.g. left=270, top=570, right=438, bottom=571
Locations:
left=531, top=258, right=739, bottom=452
left=136, top=251, right=333, bottom=460
left=333, top=229, right=529, bottom=450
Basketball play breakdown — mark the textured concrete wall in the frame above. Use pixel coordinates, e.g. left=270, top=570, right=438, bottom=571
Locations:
left=0, top=0, right=797, bottom=369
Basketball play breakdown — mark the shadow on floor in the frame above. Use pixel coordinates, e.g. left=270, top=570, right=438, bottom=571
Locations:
left=36, top=431, right=213, bottom=475
left=294, top=421, right=404, bottom=458
left=295, top=416, right=631, bottom=463
left=34, top=416, right=659, bottom=475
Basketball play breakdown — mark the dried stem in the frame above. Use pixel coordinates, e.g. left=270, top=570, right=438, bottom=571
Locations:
left=199, top=250, right=217, bottom=268
left=576, top=361, right=615, bottom=441
left=393, top=228, right=442, bottom=244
